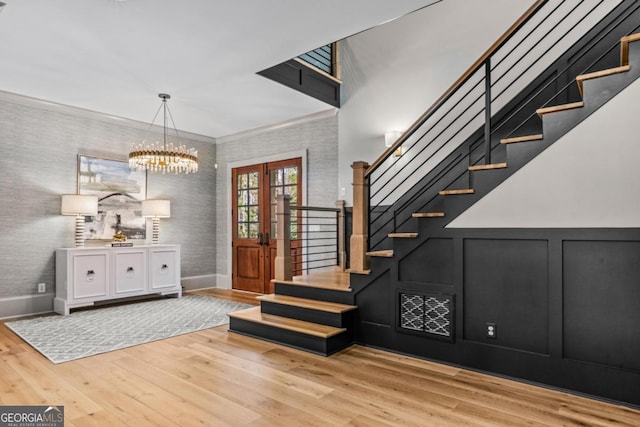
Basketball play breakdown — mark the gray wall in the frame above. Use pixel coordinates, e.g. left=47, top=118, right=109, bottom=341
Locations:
left=337, top=0, right=534, bottom=204
left=0, top=92, right=216, bottom=317
left=215, top=112, right=338, bottom=286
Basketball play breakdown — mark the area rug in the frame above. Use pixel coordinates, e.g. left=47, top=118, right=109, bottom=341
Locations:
left=6, top=295, right=252, bottom=364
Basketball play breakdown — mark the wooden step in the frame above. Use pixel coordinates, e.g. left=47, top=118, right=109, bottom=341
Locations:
left=256, top=294, right=357, bottom=314
left=439, top=188, right=475, bottom=196
left=500, top=134, right=543, bottom=144
left=228, top=307, right=346, bottom=339
left=468, top=162, right=507, bottom=171
left=412, top=212, right=445, bottom=218
left=576, top=65, right=630, bottom=95
left=621, top=33, right=640, bottom=66
left=388, top=233, right=418, bottom=238
left=273, top=270, right=351, bottom=292
left=366, top=250, right=394, bottom=258
left=346, top=269, right=371, bottom=275
left=536, top=102, right=584, bottom=116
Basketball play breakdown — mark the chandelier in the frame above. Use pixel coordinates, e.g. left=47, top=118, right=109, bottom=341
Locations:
left=129, top=93, right=198, bottom=174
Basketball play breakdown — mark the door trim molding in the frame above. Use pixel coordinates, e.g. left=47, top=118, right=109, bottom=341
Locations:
left=226, top=149, right=308, bottom=289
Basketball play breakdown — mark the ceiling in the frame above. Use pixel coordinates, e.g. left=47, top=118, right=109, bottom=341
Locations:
left=0, top=0, right=439, bottom=139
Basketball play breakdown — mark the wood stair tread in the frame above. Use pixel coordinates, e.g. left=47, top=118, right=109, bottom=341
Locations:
left=500, top=134, right=543, bottom=144
left=621, top=33, right=640, bottom=66
left=272, top=271, right=351, bottom=292
left=576, top=65, right=630, bottom=95
left=256, top=294, right=357, bottom=313
left=388, top=233, right=418, bottom=238
left=439, top=188, right=475, bottom=196
left=228, top=306, right=346, bottom=338
left=536, top=102, right=584, bottom=116
left=412, top=212, right=445, bottom=218
left=366, top=250, right=394, bottom=258
left=468, top=162, right=507, bottom=171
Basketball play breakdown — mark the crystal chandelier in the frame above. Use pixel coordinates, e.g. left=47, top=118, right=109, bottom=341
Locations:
left=129, top=93, right=198, bottom=174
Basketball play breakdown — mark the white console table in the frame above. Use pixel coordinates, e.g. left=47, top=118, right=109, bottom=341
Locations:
left=55, top=245, right=181, bottom=315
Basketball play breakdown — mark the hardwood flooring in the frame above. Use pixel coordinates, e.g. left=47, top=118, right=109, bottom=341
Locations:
left=1, top=289, right=639, bottom=426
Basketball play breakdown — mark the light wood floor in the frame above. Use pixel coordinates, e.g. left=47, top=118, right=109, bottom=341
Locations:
left=1, top=290, right=639, bottom=426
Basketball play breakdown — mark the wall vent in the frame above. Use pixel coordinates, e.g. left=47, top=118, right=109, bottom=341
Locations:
left=399, top=290, right=454, bottom=341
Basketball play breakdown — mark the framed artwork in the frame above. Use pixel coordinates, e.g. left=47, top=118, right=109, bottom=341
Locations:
left=78, top=155, right=147, bottom=240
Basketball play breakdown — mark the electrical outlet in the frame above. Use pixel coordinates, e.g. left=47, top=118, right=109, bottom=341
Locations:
left=486, top=322, right=497, bottom=339
left=37, top=282, right=46, bottom=293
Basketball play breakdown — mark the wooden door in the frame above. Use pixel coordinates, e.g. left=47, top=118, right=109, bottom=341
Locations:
left=232, top=158, right=302, bottom=293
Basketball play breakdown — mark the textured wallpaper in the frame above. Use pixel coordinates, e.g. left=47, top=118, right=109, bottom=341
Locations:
left=0, top=95, right=216, bottom=299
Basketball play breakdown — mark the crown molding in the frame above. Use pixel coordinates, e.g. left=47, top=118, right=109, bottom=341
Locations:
left=216, top=108, right=338, bottom=144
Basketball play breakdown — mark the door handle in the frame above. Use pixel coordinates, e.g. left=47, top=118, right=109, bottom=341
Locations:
left=264, top=232, right=269, bottom=244
left=257, top=232, right=264, bottom=245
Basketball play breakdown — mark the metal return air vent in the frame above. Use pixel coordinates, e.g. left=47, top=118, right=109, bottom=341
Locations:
left=399, top=291, right=454, bottom=341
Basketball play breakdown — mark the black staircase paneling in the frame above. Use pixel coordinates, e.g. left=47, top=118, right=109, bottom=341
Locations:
left=354, top=269, right=392, bottom=327
left=463, top=239, right=549, bottom=355
left=563, top=240, right=640, bottom=372
left=355, top=0, right=640, bottom=408
left=258, top=59, right=340, bottom=107
left=398, top=238, right=453, bottom=285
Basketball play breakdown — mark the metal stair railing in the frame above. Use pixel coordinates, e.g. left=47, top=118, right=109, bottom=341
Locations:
left=364, top=0, right=633, bottom=251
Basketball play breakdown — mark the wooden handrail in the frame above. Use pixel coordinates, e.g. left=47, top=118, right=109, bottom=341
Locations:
left=365, top=0, right=548, bottom=177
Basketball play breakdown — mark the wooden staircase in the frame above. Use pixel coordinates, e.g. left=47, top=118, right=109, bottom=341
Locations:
left=228, top=270, right=357, bottom=356
left=229, top=33, right=640, bottom=359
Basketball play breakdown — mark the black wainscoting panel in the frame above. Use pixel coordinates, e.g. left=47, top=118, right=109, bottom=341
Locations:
left=398, top=238, right=453, bottom=285
left=563, top=240, right=640, bottom=372
left=355, top=269, right=391, bottom=327
left=463, top=239, right=549, bottom=354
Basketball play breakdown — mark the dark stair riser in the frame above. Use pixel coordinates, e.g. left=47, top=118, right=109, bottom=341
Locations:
left=469, top=168, right=509, bottom=195
left=542, top=48, right=640, bottom=143
left=504, top=140, right=547, bottom=170
left=260, top=301, right=356, bottom=328
left=229, top=317, right=353, bottom=356
left=274, top=282, right=355, bottom=305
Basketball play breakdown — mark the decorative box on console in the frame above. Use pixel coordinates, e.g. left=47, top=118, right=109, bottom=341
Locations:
left=54, top=245, right=181, bottom=315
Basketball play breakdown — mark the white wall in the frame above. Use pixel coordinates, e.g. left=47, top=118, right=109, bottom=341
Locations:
left=338, top=0, right=538, bottom=204
left=448, top=77, right=640, bottom=228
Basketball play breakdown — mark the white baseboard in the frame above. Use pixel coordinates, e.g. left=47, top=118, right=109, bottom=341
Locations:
left=0, top=294, right=54, bottom=320
left=181, top=274, right=230, bottom=291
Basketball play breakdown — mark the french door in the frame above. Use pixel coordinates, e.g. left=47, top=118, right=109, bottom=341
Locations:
left=232, top=158, right=302, bottom=293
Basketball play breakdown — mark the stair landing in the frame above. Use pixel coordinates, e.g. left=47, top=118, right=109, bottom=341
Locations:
left=273, top=269, right=351, bottom=292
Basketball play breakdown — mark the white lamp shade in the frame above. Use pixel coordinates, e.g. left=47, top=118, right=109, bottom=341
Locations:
left=61, top=194, right=98, bottom=216
left=142, top=200, right=171, bottom=218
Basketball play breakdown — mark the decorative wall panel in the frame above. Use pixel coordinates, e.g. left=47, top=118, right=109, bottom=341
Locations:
left=563, top=240, right=640, bottom=372
left=463, top=238, right=549, bottom=354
